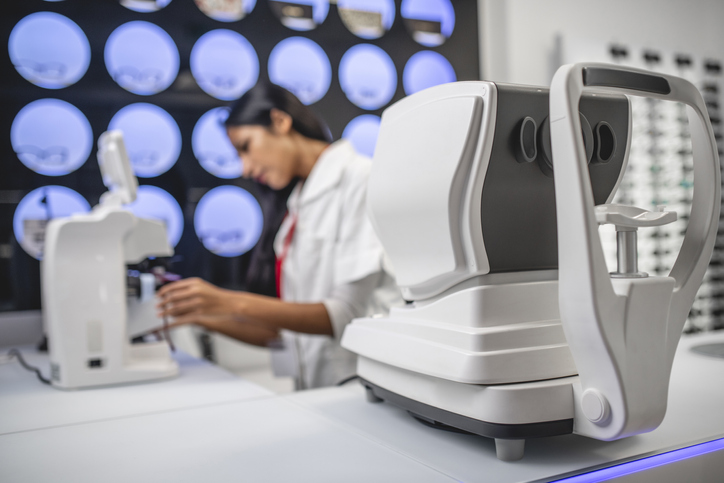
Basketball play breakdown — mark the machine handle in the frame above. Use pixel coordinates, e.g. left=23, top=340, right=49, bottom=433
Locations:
left=550, top=62, right=720, bottom=442
left=552, top=61, right=720, bottom=357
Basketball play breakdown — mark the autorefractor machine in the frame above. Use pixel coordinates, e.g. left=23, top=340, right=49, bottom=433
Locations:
left=342, top=63, right=720, bottom=460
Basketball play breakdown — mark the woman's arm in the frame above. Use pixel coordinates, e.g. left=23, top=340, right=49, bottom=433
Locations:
left=166, top=314, right=282, bottom=347
left=232, top=291, right=333, bottom=336
left=156, top=278, right=333, bottom=337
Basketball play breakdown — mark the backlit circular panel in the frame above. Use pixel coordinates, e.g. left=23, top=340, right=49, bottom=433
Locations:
left=269, top=0, right=329, bottom=31
left=193, top=107, right=242, bottom=179
left=403, top=50, right=456, bottom=95
left=13, top=186, right=91, bottom=260
left=195, top=0, right=256, bottom=22
left=401, top=0, right=455, bottom=47
left=124, top=185, right=184, bottom=247
left=108, top=103, right=181, bottom=178
left=339, top=44, right=396, bottom=110
left=190, top=30, right=259, bottom=101
left=337, top=0, right=395, bottom=40
left=11, top=99, right=93, bottom=176
left=268, top=37, right=331, bottom=105
left=194, top=186, right=263, bottom=257
left=342, top=115, right=380, bottom=158
left=121, top=0, right=172, bottom=12
left=9, top=12, right=90, bottom=89
left=104, top=21, right=179, bottom=96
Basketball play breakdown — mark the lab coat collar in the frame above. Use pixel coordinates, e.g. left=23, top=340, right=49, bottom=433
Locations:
left=297, top=140, right=355, bottom=206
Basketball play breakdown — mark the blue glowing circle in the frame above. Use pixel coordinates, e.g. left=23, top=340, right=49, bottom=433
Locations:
left=268, top=37, right=331, bottom=105
left=191, top=30, right=259, bottom=101
left=121, top=0, right=172, bottom=12
left=11, top=99, right=93, bottom=176
left=9, top=12, right=90, bottom=89
left=403, top=51, right=456, bottom=95
left=193, top=107, right=242, bottom=179
left=13, top=186, right=91, bottom=260
left=108, top=103, right=181, bottom=178
left=339, top=44, right=396, bottom=110
left=270, top=0, right=329, bottom=31
left=104, top=21, right=179, bottom=96
left=337, top=0, right=395, bottom=39
left=194, top=186, right=263, bottom=257
left=195, top=0, right=257, bottom=21
left=401, top=0, right=455, bottom=47
left=342, top=115, right=380, bottom=158
left=123, top=185, right=184, bottom=247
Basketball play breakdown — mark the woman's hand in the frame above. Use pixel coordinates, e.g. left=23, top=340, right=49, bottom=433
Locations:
left=156, top=277, right=239, bottom=318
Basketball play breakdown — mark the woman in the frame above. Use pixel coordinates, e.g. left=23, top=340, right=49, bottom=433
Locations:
left=156, top=82, right=400, bottom=389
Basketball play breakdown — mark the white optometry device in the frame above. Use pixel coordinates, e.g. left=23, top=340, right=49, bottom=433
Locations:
left=341, top=63, right=720, bottom=460
left=43, top=130, right=178, bottom=389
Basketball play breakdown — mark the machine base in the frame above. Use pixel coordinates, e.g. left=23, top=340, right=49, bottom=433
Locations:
left=50, top=341, right=179, bottom=390
left=360, top=377, right=573, bottom=461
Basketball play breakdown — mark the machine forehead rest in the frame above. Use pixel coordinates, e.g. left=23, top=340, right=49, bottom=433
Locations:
left=583, top=67, right=671, bottom=95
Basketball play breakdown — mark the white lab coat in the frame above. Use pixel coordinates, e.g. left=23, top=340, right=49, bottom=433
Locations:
left=272, top=140, right=400, bottom=389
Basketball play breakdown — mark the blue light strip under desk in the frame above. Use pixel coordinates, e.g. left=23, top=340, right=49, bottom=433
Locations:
left=552, top=437, right=724, bottom=482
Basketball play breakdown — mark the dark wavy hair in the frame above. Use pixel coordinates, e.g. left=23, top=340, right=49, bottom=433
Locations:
left=225, top=83, right=331, bottom=297
left=225, top=82, right=332, bottom=142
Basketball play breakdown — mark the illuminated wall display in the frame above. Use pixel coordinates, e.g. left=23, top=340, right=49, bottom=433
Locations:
left=104, top=21, right=179, bottom=96
left=9, top=12, right=90, bottom=89
left=124, top=185, right=184, bottom=248
left=120, top=0, right=172, bottom=13
left=337, top=0, right=395, bottom=39
left=193, top=107, right=242, bottom=179
left=13, top=186, right=91, bottom=260
left=342, top=114, right=380, bottom=158
left=11, top=99, right=93, bottom=176
left=194, top=186, right=263, bottom=257
left=403, top=50, right=456, bottom=95
left=0, top=1, right=479, bottom=311
left=339, top=44, right=397, bottom=110
left=190, top=30, right=259, bottom=101
left=195, top=0, right=256, bottom=22
left=401, top=0, right=456, bottom=47
left=269, top=0, right=329, bottom=31
left=268, top=37, right=331, bottom=105
left=108, top=103, right=181, bottom=178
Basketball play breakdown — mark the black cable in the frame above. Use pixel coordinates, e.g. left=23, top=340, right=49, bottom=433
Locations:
left=335, top=374, right=360, bottom=387
left=7, top=348, right=51, bottom=385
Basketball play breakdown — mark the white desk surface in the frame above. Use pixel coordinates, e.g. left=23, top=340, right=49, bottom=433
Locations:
left=0, top=388, right=457, bottom=482
left=0, top=347, right=272, bottom=435
left=1, top=332, right=723, bottom=483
